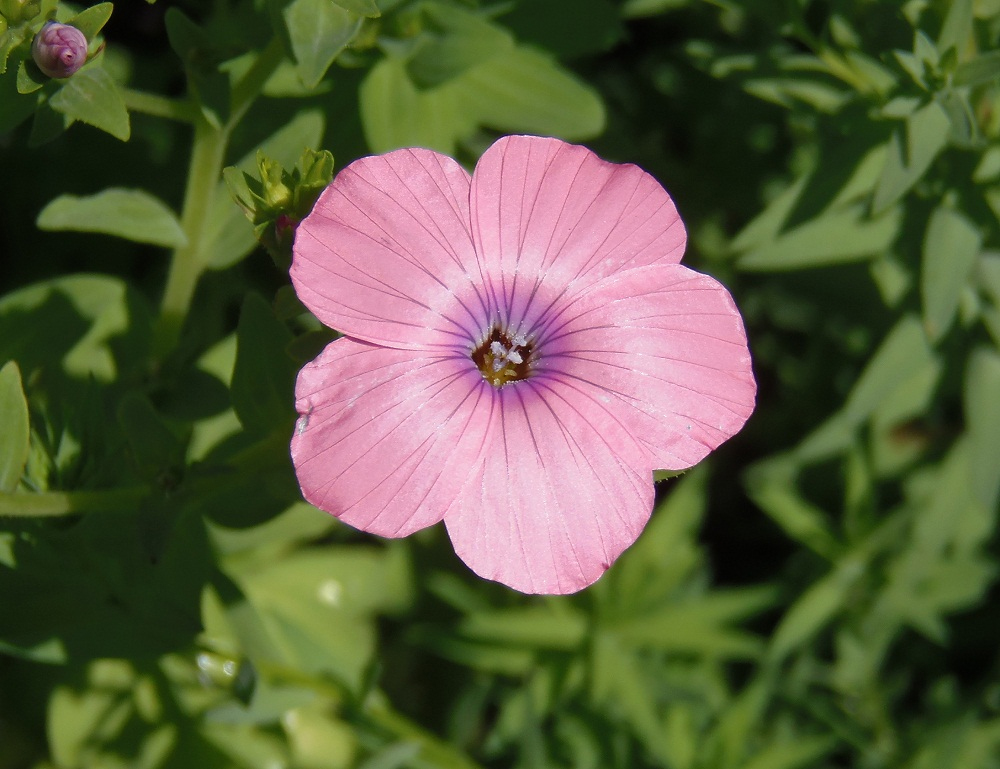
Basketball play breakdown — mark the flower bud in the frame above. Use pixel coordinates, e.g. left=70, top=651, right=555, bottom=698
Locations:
left=31, top=22, right=88, bottom=79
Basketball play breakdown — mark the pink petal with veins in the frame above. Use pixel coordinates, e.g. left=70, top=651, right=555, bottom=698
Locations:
left=292, top=338, right=494, bottom=537
left=291, top=148, right=485, bottom=351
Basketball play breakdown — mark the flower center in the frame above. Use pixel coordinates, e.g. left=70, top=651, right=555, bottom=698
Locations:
left=472, top=327, right=534, bottom=388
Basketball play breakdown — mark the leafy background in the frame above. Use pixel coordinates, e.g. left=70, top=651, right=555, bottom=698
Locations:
left=3, top=0, right=1000, bottom=767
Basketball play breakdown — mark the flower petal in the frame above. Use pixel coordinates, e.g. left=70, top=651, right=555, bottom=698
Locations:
left=292, top=338, right=494, bottom=537
left=469, top=135, right=686, bottom=333
left=540, top=263, right=756, bottom=470
left=292, top=148, right=488, bottom=351
left=444, top=380, right=654, bottom=594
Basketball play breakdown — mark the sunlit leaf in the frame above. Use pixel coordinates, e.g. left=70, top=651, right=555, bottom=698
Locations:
left=872, top=101, right=950, bottom=212
left=0, top=361, right=30, bottom=493
left=921, top=206, right=982, bottom=341
left=283, top=0, right=362, bottom=89
left=37, top=188, right=186, bottom=248
left=738, top=203, right=900, bottom=271
left=964, top=348, right=1000, bottom=511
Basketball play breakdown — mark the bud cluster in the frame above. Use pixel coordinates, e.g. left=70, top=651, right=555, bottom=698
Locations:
left=225, top=148, right=335, bottom=269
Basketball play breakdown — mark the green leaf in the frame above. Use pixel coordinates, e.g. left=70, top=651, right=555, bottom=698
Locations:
left=937, top=0, right=973, bottom=59
left=741, top=736, right=837, bottom=769
left=164, top=8, right=229, bottom=127
left=744, top=460, right=841, bottom=560
left=118, top=393, right=186, bottom=485
left=459, top=606, right=586, bottom=650
left=954, top=50, right=1000, bottom=87
left=0, top=275, right=153, bottom=385
left=872, top=100, right=950, bottom=212
left=16, top=60, right=45, bottom=94
left=795, top=315, right=938, bottom=462
left=329, top=0, right=380, bottom=16
left=360, top=55, right=475, bottom=154
left=921, top=206, right=981, bottom=341
left=231, top=294, right=297, bottom=435
left=737, top=203, right=900, bottom=271
left=0, top=361, right=30, bottom=493
left=964, top=348, right=1000, bottom=512
left=37, top=188, right=186, bottom=248
left=49, top=67, right=130, bottom=141
left=66, top=2, right=114, bottom=41
left=621, top=0, right=691, bottom=18
left=610, top=588, right=774, bottom=658
left=406, top=4, right=514, bottom=89
left=769, top=558, right=864, bottom=661
left=283, top=0, right=362, bottom=89
left=500, top=0, right=624, bottom=60
left=451, top=45, right=605, bottom=140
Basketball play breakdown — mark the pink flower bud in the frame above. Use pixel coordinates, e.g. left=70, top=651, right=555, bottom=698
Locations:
left=31, top=22, right=88, bottom=79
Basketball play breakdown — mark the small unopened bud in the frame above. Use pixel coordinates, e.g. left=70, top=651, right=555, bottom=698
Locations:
left=31, top=22, right=88, bottom=79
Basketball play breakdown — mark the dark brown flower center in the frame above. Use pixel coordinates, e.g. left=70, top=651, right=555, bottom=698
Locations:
left=471, top=327, right=534, bottom=388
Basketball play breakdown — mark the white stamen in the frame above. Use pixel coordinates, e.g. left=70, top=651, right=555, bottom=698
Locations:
left=492, top=358, right=505, bottom=372
left=490, top=341, right=507, bottom=357
left=512, top=333, right=527, bottom=348
left=507, top=350, right=523, bottom=365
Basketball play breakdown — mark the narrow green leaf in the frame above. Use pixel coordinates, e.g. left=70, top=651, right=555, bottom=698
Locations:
left=0, top=361, right=30, bottom=493
left=459, top=606, right=586, bottom=650
left=954, top=50, right=1000, bottom=87
left=872, top=101, right=950, bottom=212
left=729, top=177, right=807, bottom=254
left=741, top=736, right=837, bottom=769
left=769, top=559, right=864, bottom=661
left=737, top=204, right=900, bottom=271
left=795, top=316, right=938, bottom=463
left=49, top=67, right=130, bottom=141
left=844, top=315, right=935, bottom=421
left=744, top=461, right=841, bottom=559
left=965, top=348, right=1000, bottom=512
left=937, top=0, right=973, bottom=58
left=37, top=188, right=186, bottom=248
left=921, top=206, right=981, bottom=341
left=284, top=0, right=362, bottom=89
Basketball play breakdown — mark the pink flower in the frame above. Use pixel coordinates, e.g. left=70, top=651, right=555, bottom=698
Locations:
left=290, top=135, right=755, bottom=594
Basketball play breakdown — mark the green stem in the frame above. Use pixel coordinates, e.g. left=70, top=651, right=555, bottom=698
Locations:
left=154, top=117, right=230, bottom=358
left=0, top=488, right=147, bottom=517
left=122, top=88, right=199, bottom=123
left=152, top=36, right=286, bottom=359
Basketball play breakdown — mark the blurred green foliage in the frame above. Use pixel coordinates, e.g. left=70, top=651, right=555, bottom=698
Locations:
left=3, top=1, right=1000, bottom=768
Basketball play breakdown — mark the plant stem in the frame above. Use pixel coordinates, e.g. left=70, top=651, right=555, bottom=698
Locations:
left=0, top=488, right=147, bottom=517
left=122, top=88, right=199, bottom=123
left=154, top=117, right=230, bottom=358
left=153, top=36, right=286, bottom=359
